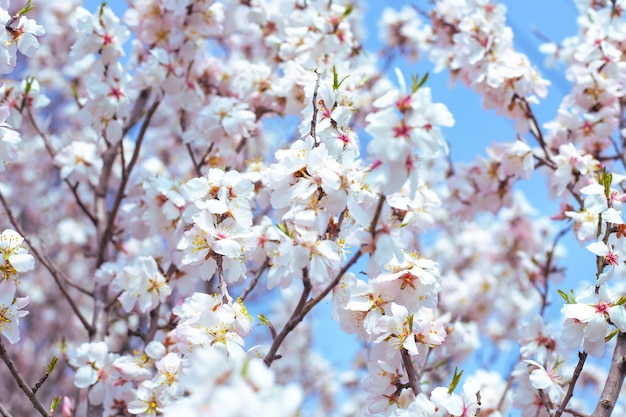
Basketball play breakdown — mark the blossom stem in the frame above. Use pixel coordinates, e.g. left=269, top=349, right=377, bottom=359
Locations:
left=240, top=259, right=269, bottom=302
left=0, top=402, right=13, bottom=417
left=264, top=268, right=312, bottom=366
left=96, top=99, right=160, bottom=267
left=591, top=333, right=626, bottom=417
left=0, top=342, right=49, bottom=417
left=310, top=69, right=321, bottom=144
left=400, top=347, right=420, bottom=395
left=555, top=351, right=588, bottom=417
left=264, top=249, right=363, bottom=367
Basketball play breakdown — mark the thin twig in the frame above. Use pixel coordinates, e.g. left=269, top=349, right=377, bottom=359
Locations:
left=264, top=267, right=312, bottom=366
left=565, top=408, right=589, bottom=417
left=400, top=348, right=420, bottom=395
left=538, top=225, right=571, bottom=316
left=310, top=69, right=321, bottom=144
left=0, top=342, right=49, bottom=417
left=537, top=389, right=553, bottom=415
left=555, top=351, right=588, bottom=417
left=240, top=259, right=269, bottom=302
left=96, top=99, right=160, bottom=267
left=0, top=402, right=13, bottom=417
left=0, top=192, right=93, bottom=335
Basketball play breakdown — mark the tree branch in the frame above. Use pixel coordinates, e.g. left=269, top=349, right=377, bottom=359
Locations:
left=400, top=348, right=420, bottom=395
left=555, top=351, right=588, bottom=417
left=0, top=402, right=13, bottom=417
left=239, top=258, right=269, bottom=302
left=95, top=99, right=160, bottom=267
left=0, top=342, right=49, bottom=417
left=591, top=333, right=626, bottom=417
left=264, top=267, right=312, bottom=366
left=0, top=192, right=93, bottom=335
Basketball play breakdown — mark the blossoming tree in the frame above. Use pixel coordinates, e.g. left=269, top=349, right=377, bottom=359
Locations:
left=1, top=0, right=626, bottom=416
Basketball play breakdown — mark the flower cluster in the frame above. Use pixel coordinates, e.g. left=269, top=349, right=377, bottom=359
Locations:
left=3, top=1, right=626, bottom=417
left=0, top=229, right=34, bottom=344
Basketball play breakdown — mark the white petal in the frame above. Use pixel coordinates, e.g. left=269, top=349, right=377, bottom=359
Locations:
left=586, top=241, right=609, bottom=257
left=529, top=367, right=552, bottom=389
left=602, top=208, right=624, bottom=224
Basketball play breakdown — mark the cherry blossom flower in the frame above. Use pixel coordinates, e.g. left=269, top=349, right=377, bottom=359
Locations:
left=0, top=229, right=34, bottom=280
left=0, top=280, right=29, bottom=344
left=0, top=9, right=45, bottom=74
left=70, top=341, right=119, bottom=405
left=561, top=285, right=626, bottom=357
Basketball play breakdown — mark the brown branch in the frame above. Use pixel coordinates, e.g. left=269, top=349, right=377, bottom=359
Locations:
left=264, top=267, right=312, bottom=367
left=565, top=408, right=589, bottom=417
left=310, top=69, right=321, bottom=144
left=400, top=348, right=420, bottom=395
left=537, top=389, right=553, bottom=415
left=0, top=402, right=12, bottom=417
left=591, top=333, right=626, bottom=417
left=262, top=194, right=379, bottom=367
left=0, top=342, right=49, bottom=417
left=555, top=351, right=588, bottom=417
left=538, top=225, right=570, bottom=316
left=144, top=304, right=161, bottom=344
left=240, top=259, right=269, bottom=302
left=0, top=192, right=94, bottom=335
left=96, top=99, right=160, bottom=267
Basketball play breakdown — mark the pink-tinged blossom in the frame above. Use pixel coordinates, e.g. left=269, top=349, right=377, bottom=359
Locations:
left=374, top=302, right=420, bottom=356
left=372, top=252, right=441, bottom=311
left=0, top=104, right=21, bottom=170
left=54, top=140, right=103, bottom=184
left=111, top=256, right=171, bottom=313
left=561, top=285, right=626, bottom=357
left=0, top=229, right=34, bottom=279
left=127, top=380, right=166, bottom=416
left=70, top=341, right=119, bottom=405
left=524, top=360, right=565, bottom=405
left=0, top=10, right=45, bottom=74
left=171, top=293, right=251, bottom=359
left=430, top=387, right=464, bottom=417
left=586, top=236, right=626, bottom=283
left=0, top=280, right=29, bottom=344
left=580, top=181, right=625, bottom=225
left=71, top=6, right=129, bottom=65
left=162, top=346, right=302, bottom=417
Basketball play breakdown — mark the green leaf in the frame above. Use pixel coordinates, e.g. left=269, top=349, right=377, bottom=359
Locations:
left=257, top=314, right=271, bottom=326
left=241, top=357, right=250, bottom=377
left=18, top=0, right=34, bottom=16
left=448, top=367, right=463, bottom=394
left=23, top=77, right=34, bottom=96
left=49, top=396, right=60, bottom=413
left=606, top=328, right=619, bottom=343
left=604, top=171, right=613, bottom=199
left=276, top=223, right=289, bottom=236
left=411, top=73, right=429, bottom=93
left=342, top=4, right=353, bottom=18
left=99, top=2, right=108, bottom=18
left=615, top=296, right=626, bottom=306
left=332, top=65, right=350, bottom=91
left=557, top=289, right=570, bottom=304
left=48, top=356, right=58, bottom=373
